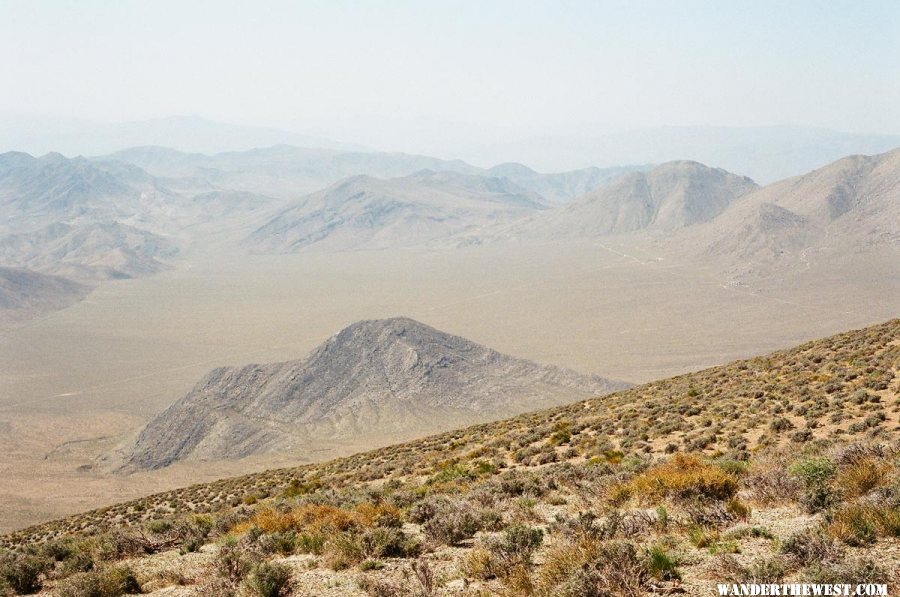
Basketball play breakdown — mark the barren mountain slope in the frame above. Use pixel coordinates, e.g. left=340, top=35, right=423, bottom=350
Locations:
left=0, top=221, right=179, bottom=281
left=246, top=171, right=548, bottom=252
left=0, top=152, right=146, bottom=234
left=695, top=148, right=900, bottom=263
left=492, top=160, right=757, bottom=241
left=120, top=317, right=626, bottom=471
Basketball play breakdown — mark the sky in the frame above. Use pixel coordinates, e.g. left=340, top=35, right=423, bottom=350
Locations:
left=1, top=0, right=899, bottom=148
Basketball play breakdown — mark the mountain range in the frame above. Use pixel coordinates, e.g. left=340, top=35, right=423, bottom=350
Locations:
left=492, top=161, right=759, bottom=241
left=245, top=170, right=548, bottom=252
left=118, top=317, right=627, bottom=471
left=468, top=125, right=900, bottom=183
left=0, top=143, right=897, bottom=325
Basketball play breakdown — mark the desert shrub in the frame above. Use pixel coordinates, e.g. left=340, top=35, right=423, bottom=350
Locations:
left=770, top=417, right=793, bottom=432
left=779, top=528, right=844, bottom=567
left=95, top=531, right=153, bottom=561
left=824, top=503, right=900, bottom=545
left=40, top=539, right=75, bottom=562
left=357, top=559, right=434, bottom=597
left=145, top=519, right=173, bottom=535
left=744, top=465, right=802, bottom=505
left=611, top=454, right=737, bottom=505
left=422, top=502, right=481, bottom=546
left=686, top=525, right=719, bottom=549
left=801, top=557, right=890, bottom=585
left=244, top=561, right=293, bottom=597
left=56, top=565, right=141, bottom=597
left=214, top=537, right=260, bottom=585
left=294, top=531, right=326, bottom=555
left=322, top=532, right=364, bottom=570
left=257, top=531, right=297, bottom=556
left=790, top=457, right=836, bottom=487
left=537, top=539, right=650, bottom=596
left=407, top=496, right=449, bottom=524
left=356, top=575, right=403, bottom=597
left=460, top=547, right=497, bottom=580
left=360, top=527, right=421, bottom=559
left=0, top=551, right=50, bottom=594
left=710, top=555, right=787, bottom=584
left=358, top=503, right=403, bottom=529
left=484, top=524, right=543, bottom=570
left=788, top=457, right=839, bottom=512
left=725, top=498, right=752, bottom=520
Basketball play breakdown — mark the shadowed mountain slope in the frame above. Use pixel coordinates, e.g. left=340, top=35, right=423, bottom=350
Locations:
left=0, top=266, right=89, bottom=324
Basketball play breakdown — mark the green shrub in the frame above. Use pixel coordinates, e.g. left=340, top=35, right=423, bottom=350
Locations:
left=244, top=561, right=293, bottom=597
left=56, top=565, right=141, bottom=597
left=790, top=457, right=836, bottom=487
left=647, top=544, right=680, bottom=580
left=0, top=551, right=50, bottom=594
left=360, top=527, right=421, bottom=559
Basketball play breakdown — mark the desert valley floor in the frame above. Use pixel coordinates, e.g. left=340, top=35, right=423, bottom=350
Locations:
left=1, top=239, right=897, bottom=533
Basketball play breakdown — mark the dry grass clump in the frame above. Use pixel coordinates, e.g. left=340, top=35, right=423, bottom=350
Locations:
left=610, top=454, right=738, bottom=505
left=823, top=503, right=900, bottom=545
left=536, top=538, right=658, bottom=597
left=459, top=523, right=544, bottom=591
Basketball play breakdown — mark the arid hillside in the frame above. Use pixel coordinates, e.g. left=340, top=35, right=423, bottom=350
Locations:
left=118, top=317, right=625, bottom=472
left=1, top=319, right=897, bottom=595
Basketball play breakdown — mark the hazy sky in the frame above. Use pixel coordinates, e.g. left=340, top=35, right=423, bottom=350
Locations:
left=2, top=0, right=898, bottom=144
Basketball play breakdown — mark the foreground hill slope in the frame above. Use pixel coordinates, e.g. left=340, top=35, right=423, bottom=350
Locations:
left=2, top=319, right=897, bottom=596
left=8, top=317, right=897, bottom=543
left=120, top=317, right=626, bottom=471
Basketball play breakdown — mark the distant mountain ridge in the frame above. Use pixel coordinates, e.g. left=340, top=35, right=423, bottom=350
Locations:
left=468, top=125, right=900, bottom=183
left=104, top=144, right=646, bottom=203
left=534, top=161, right=758, bottom=237
left=119, top=317, right=628, bottom=471
left=0, top=114, right=367, bottom=157
left=245, top=170, right=549, bottom=252
left=693, top=148, right=900, bottom=264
